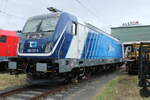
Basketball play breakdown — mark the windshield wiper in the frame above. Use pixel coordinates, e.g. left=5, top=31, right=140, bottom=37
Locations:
left=22, top=32, right=36, bottom=34
left=40, top=30, right=54, bottom=32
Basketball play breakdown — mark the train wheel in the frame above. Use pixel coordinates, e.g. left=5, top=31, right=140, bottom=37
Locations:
left=71, top=75, right=79, bottom=83
left=63, top=71, right=79, bottom=84
left=63, top=73, right=72, bottom=84
left=139, top=79, right=147, bottom=88
left=71, top=68, right=80, bottom=83
left=85, top=72, right=91, bottom=80
left=126, top=63, right=133, bottom=74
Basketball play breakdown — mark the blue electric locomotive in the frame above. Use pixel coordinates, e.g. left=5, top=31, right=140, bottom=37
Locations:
left=8, top=7, right=124, bottom=81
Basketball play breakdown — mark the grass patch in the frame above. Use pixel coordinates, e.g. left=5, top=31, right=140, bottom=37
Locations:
left=0, top=74, right=27, bottom=90
left=94, top=74, right=150, bottom=100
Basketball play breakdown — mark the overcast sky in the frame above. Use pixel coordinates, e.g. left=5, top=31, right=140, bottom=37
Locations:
left=0, top=0, right=150, bottom=32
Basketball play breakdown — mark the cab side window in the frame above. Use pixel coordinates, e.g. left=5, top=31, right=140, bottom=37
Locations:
left=72, top=22, right=77, bottom=35
left=0, top=35, right=7, bottom=43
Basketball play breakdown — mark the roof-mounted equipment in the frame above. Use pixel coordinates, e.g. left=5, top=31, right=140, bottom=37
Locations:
left=47, top=7, right=62, bottom=13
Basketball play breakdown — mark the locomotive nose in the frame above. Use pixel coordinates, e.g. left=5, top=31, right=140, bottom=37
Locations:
left=19, top=40, right=54, bottom=54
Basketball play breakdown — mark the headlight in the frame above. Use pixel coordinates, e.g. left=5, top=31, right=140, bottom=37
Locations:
left=19, top=42, right=24, bottom=53
left=45, top=43, right=53, bottom=53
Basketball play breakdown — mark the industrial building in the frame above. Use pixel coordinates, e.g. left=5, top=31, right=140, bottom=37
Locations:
left=111, top=25, right=150, bottom=43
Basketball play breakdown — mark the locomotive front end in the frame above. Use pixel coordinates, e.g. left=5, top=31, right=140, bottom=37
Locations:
left=19, top=14, right=60, bottom=56
left=8, top=13, right=64, bottom=76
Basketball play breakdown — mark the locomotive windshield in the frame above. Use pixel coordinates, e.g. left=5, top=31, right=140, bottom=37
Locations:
left=22, top=15, right=59, bottom=34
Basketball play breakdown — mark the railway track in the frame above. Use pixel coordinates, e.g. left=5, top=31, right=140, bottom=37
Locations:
left=0, top=70, right=119, bottom=100
left=0, top=85, right=32, bottom=98
left=0, top=81, right=74, bottom=100
left=30, top=84, right=71, bottom=100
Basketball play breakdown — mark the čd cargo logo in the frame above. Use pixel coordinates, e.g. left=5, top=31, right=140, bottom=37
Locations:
left=29, top=41, right=37, bottom=48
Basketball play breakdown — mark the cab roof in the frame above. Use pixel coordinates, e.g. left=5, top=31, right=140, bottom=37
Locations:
left=0, top=30, right=18, bottom=37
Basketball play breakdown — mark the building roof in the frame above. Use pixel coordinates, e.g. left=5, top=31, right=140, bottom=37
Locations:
left=111, top=25, right=150, bottom=43
left=111, top=25, right=150, bottom=29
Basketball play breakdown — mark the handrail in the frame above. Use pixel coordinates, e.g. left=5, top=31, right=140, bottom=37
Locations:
left=58, top=33, right=65, bottom=58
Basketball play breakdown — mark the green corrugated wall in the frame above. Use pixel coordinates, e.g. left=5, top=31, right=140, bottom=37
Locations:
left=111, top=25, right=150, bottom=42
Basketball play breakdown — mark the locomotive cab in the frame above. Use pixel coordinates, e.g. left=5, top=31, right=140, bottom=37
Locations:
left=18, top=13, right=60, bottom=55
left=18, top=11, right=77, bottom=58
left=8, top=11, right=78, bottom=75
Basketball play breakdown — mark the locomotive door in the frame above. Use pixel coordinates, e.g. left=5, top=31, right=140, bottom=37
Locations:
left=7, top=36, right=18, bottom=56
left=77, top=24, right=87, bottom=58
left=0, top=35, right=7, bottom=56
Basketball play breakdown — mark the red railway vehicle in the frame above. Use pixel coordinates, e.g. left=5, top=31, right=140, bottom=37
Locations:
left=0, top=30, right=19, bottom=70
